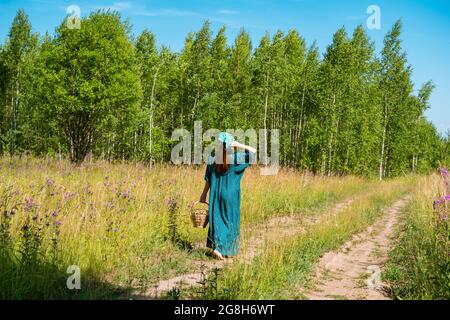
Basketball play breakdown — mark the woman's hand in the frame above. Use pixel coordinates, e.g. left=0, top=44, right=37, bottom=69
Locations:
left=247, top=146, right=257, bottom=154
left=231, top=141, right=257, bottom=154
left=199, top=181, right=210, bottom=203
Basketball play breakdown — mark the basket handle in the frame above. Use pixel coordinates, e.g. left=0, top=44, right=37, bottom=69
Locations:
left=190, top=200, right=208, bottom=212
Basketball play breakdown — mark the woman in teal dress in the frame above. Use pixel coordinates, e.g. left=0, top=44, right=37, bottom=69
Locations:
left=199, top=132, right=256, bottom=260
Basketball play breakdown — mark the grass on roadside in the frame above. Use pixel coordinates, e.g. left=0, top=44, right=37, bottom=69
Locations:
left=0, top=156, right=372, bottom=299
left=187, top=176, right=415, bottom=300
left=383, top=174, right=450, bottom=300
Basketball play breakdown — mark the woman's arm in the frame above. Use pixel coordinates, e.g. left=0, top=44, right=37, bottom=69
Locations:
left=231, top=141, right=257, bottom=154
left=199, top=181, right=210, bottom=203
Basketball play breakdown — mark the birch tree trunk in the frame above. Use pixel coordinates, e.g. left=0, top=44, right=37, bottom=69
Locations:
left=133, top=130, right=137, bottom=159
left=70, top=136, right=74, bottom=161
left=321, top=151, right=326, bottom=176
left=379, top=95, right=388, bottom=180
left=295, top=82, right=307, bottom=164
left=327, top=93, right=336, bottom=176
left=263, top=71, right=270, bottom=164
left=12, top=68, right=20, bottom=155
left=330, top=117, right=340, bottom=176
left=327, top=129, right=334, bottom=177
left=191, top=86, right=200, bottom=121
left=149, top=67, right=159, bottom=167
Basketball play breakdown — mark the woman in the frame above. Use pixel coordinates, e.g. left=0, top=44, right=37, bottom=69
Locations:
left=199, top=132, right=256, bottom=260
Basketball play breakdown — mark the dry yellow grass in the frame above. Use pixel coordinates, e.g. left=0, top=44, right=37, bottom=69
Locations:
left=0, top=156, right=392, bottom=298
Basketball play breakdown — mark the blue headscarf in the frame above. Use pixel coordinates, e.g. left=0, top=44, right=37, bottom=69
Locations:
left=218, top=132, right=235, bottom=149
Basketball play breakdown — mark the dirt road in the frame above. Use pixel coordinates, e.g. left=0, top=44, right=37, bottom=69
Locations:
left=302, top=197, right=410, bottom=300
left=130, top=198, right=355, bottom=299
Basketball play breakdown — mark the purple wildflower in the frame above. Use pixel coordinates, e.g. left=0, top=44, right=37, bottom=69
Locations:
left=167, top=196, right=178, bottom=210
left=445, top=195, right=450, bottom=201
left=24, top=196, right=38, bottom=211
left=64, top=191, right=76, bottom=201
left=54, top=221, right=62, bottom=227
left=119, top=190, right=131, bottom=199
left=434, top=199, right=445, bottom=209
left=83, top=186, right=93, bottom=195
left=46, top=178, right=55, bottom=187
left=51, top=210, right=59, bottom=217
left=439, top=167, right=449, bottom=178
left=105, top=201, right=115, bottom=209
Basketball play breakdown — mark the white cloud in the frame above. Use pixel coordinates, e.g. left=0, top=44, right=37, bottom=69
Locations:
left=94, top=2, right=132, bottom=12
left=345, top=14, right=364, bottom=21
left=217, top=9, right=239, bottom=15
left=90, top=2, right=199, bottom=17
left=136, top=8, right=199, bottom=17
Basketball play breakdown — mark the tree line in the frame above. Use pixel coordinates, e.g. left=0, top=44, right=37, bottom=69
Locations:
left=0, top=9, right=448, bottom=178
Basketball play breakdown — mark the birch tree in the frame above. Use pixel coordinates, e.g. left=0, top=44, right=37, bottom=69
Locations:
left=378, top=20, right=414, bottom=178
left=1, top=9, right=36, bottom=155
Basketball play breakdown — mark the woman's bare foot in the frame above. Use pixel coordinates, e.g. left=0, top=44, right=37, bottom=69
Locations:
left=212, top=250, right=225, bottom=260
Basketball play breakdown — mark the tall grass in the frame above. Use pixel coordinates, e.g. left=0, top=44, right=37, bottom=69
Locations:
left=383, top=174, right=450, bottom=300
left=0, top=156, right=372, bottom=299
left=190, top=176, right=415, bottom=300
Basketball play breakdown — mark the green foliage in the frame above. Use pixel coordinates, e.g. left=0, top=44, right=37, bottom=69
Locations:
left=22, top=11, right=142, bottom=163
left=384, top=175, right=450, bottom=300
left=0, top=10, right=446, bottom=174
left=0, top=9, right=38, bottom=155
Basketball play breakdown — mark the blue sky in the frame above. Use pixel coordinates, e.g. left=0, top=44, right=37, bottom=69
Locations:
left=0, top=0, right=449, bottom=136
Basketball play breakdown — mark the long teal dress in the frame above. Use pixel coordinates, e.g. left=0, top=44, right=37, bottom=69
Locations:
left=204, top=150, right=254, bottom=256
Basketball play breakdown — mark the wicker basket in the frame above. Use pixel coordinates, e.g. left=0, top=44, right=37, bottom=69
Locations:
left=190, top=201, right=209, bottom=228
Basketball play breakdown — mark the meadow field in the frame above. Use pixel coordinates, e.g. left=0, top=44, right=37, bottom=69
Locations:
left=0, top=156, right=448, bottom=300
left=1, top=2, right=449, bottom=304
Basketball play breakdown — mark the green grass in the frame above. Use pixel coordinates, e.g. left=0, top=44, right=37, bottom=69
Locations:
left=2, top=156, right=434, bottom=300
left=188, top=176, right=415, bottom=300
left=383, top=174, right=450, bottom=300
left=0, top=156, right=375, bottom=299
